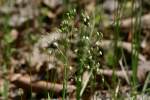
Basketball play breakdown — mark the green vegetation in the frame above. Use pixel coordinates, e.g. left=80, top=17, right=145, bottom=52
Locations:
left=0, top=0, right=149, bottom=99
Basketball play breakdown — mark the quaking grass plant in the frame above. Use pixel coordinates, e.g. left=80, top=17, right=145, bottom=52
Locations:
left=57, top=7, right=103, bottom=99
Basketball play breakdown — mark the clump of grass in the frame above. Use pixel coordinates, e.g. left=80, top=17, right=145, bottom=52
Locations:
left=112, top=0, right=127, bottom=98
left=108, top=0, right=142, bottom=98
left=111, top=0, right=142, bottom=99
left=131, top=0, right=142, bottom=87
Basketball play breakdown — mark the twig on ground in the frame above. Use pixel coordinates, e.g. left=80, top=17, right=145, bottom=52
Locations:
left=97, top=68, right=132, bottom=80
left=100, top=40, right=146, bottom=62
left=120, top=13, right=150, bottom=29
left=119, top=58, right=130, bottom=84
left=97, top=61, right=150, bottom=83
left=10, top=74, right=76, bottom=93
